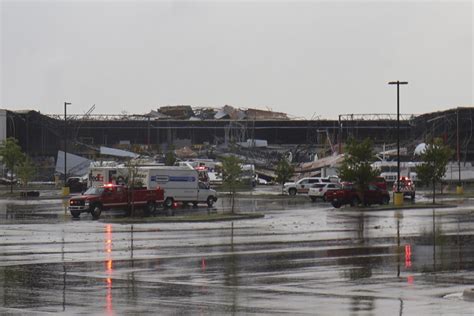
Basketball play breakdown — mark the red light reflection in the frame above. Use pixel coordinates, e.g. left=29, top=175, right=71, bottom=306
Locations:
left=405, top=244, right=412, bottom=268
left=407, top=275, right=414, bottom=284
left=201, top=257, right=206, bottom=272
left=104, top=224, right=113, bottom=315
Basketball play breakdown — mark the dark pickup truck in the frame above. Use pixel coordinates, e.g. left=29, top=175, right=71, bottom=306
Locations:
left=326, top=182, right=390, bottom=208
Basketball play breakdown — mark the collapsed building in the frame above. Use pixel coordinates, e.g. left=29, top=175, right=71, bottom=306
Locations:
left=1, top=106, right=473, bottom=179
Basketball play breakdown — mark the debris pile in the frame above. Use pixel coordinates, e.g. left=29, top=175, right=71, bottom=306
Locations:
left=148, top=105, right=289, bottom=121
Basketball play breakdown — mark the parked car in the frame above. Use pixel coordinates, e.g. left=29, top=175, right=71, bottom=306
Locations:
left=283, top=177, right=333, bottom=196
left=326, top=182, right=390, bottom=208
left=0, top=177, right=17, bottom=185
left=66, top=177, right=88, bottom=193
left=392, top=176, right=416, bottom=200
left=373, top=176, right=388, bottom=190
left=308, top=182, right=341, bottom=202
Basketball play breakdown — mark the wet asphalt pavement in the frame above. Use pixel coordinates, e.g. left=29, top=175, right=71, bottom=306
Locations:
left=1, top=189, right=474, bottom=315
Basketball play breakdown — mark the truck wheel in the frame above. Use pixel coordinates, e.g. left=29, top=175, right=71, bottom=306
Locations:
left=310, top=196, right=317, bottom=202
left=289, top=188, right=297, bottom=196
left=206, top=196, right=214, bottom=207
left=145, top=201, right=156, bottom=216
left=91, top=204, right=102, bottom=220
left=70, top=210, right=81, bottom=219
left=164, top=197, right=174, bottom=209
left=350, top=197, right=360, bottom=207
left=332, top=200, right=341, bottom=208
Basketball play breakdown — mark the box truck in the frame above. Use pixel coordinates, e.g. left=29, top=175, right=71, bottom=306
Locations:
left=137, top=165, right=217, bottom=208
left=88, top=166, right=129, bottom=187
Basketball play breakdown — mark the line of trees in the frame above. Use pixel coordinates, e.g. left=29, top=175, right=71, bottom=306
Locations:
left=338, top=137, right=454, bottom=205
left=0, top=134, right=455, bottom=206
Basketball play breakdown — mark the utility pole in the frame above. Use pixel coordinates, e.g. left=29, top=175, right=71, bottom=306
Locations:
left=457, top=108, right=463, bottom=194
left=338, top=114, right=342, bottom=154
left=64, top=102, right=71, bottom=195
left=388, top=81, right=408, bottom=202
left=147, top=115, right=151, bottom=150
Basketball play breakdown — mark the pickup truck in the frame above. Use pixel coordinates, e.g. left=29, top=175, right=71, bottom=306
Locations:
left=326, top=183, right=390, bottom=208
left=283, top=177, right=333, bottom=196
left=68, top=184, right=164, bottom=219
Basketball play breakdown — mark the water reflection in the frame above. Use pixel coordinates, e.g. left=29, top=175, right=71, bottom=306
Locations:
left=220, top=195, right=313, bottom=213
left=340, top=213, right=376, bottom=283
left=350, top=296, right=375, bottom=316
left=0, top=201, right=64, bottom=223
left=224, top=221, right=238, bottom=314
left=395, top=211, right=402, bottom=278
left=104, top=224, right=113, bottom=315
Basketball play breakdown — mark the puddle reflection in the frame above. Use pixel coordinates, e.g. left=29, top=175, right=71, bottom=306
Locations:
left=105, top=224, right=113, bottom=315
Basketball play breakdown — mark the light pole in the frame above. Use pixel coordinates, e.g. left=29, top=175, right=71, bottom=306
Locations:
left=388, top=81, right=408, bottom=203
left=456, top=108, right=463, bottom=194
left=64, top=102, right=71, bottom=194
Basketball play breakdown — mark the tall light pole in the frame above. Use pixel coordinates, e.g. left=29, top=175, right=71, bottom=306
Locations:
left=456, top=107, right=463, bottom=194
left=388, top=81, right=408, bottom=194
left=64, top=102, right=71, bottom=190
left=457, top=108, right=460, bottom=183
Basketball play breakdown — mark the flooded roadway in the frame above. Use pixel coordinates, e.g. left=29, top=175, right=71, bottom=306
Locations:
left=1, top=194, right=474, bottom=315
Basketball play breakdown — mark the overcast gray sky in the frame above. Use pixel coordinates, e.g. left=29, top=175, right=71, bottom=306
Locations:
left=1, top=0, right=472, bottom=119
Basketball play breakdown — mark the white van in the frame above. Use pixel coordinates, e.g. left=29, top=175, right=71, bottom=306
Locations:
left=138, top=166, right=218, bottom=208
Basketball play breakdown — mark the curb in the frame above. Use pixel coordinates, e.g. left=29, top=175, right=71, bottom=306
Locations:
left=100, top=213, right=265, bottom=224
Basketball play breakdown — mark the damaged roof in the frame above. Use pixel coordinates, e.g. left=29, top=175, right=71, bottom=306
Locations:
left=151, top=105, right=289, bottom=120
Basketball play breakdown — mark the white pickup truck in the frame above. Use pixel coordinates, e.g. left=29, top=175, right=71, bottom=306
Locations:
left=283, top=177, right=332, bottom=196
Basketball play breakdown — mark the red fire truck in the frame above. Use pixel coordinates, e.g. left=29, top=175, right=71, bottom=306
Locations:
left=392, top=176, right=416, bottom=200
left=68, top=183, right=164, bottom=219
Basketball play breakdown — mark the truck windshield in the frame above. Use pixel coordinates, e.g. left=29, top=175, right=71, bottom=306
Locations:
left=84, top=187, right=104, bottom=195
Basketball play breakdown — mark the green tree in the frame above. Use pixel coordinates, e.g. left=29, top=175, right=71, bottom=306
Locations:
left=222, top=156, right=242, bottom=214
left=125, top=158, right=143, bottom=216
left=17, top=156, right=36, bottom=187
left=165, top=151, right=176, bottom=166
left=415, top=138, right=453, bottom=204
left=338, top=138, right=379, bottom=203
left=0, top=138, right=25, bottom=193
left=275, top=158, right=294, bottom=195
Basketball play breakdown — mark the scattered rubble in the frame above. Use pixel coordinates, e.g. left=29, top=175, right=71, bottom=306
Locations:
left=147, top=105, right=289, bottom=121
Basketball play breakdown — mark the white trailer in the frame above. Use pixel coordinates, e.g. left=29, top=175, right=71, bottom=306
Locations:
left=88, top=166, right=129, bottom=187
left=137, top=165, right=218, bottom=208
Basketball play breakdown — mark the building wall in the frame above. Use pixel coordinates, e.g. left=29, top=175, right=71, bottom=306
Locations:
left=4, top=110, right=430, bottom=158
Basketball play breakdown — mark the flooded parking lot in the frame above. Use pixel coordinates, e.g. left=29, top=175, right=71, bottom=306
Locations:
left=1, top=193, right=474, bottom=314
